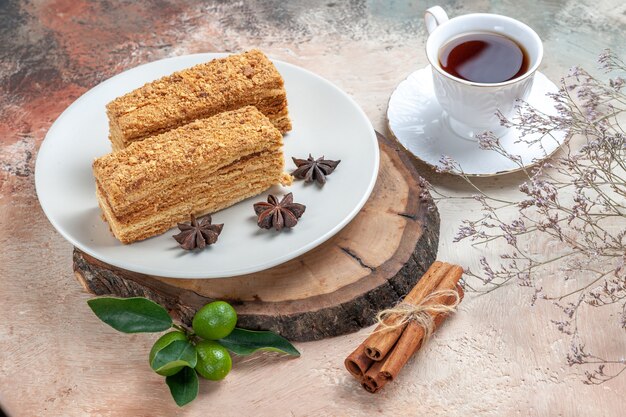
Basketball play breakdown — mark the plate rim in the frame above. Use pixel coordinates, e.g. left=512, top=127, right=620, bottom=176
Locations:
left=386, top=65, right=568, bottom=177
left=35, top=52, right=379, bottom=279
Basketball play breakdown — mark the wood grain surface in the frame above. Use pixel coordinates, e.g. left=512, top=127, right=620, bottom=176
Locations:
left=1, top=0, right=625, bottom=416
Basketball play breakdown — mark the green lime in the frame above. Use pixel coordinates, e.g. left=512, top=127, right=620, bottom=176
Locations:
left=194, top=340, right=232, bottom=380
left=149, top=331, right=188, bottom=376
left=192, top=301, right=237, bottom=340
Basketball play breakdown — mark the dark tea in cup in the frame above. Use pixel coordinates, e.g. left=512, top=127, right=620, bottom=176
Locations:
left=438, top=32, right=529, bottom=83
left=424, top=5, right=543, bottom=137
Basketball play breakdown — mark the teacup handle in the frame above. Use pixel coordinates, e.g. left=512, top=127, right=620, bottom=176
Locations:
left=424, top=6, right=449, bottom=34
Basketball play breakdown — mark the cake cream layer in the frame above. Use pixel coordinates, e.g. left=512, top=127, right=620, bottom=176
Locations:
left=93, top=106, right=291, bottom=244
left=106, top=49, right=292, bottom=150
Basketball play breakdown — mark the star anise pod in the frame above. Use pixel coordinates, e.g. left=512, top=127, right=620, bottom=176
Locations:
left=253, top=193, right=306, bottom=231
left=291, top=154, right=341, bottom=185
left=173, top=214, right=224, bottom=250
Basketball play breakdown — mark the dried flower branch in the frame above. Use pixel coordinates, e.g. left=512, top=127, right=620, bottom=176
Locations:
left=431, top=49, right=626, bottom=383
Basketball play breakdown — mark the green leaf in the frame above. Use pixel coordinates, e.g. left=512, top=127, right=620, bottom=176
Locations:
left=151, top=340, right=197, bottom=374
left=217, top=328, right=300, bottom=356
left=165, top=367, right=198, bottom=407
left=87, top=297, right=172, bottom=333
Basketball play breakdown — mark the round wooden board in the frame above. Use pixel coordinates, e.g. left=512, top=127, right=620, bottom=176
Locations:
left=73, top=132, right=439, bottom=341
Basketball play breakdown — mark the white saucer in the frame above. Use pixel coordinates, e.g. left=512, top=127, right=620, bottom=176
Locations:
left=387, top=66, right=566, bottom=176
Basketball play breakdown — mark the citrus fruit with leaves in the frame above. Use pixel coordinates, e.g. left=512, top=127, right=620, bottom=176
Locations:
left=88, top=296, right=299, bottom=407
left=192, top=301, right=237, bottom=340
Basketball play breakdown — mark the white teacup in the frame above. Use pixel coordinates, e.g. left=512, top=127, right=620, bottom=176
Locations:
left=424, top=6, right=543, bottom=140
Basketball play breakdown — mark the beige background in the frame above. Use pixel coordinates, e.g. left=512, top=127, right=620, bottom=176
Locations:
left=1, top=0, right=625, bottom=415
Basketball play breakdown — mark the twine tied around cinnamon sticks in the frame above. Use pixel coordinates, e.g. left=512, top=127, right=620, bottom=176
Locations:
left=344, top=261, right=464, bottom=393
left=373, top=288, right=461, bottom=341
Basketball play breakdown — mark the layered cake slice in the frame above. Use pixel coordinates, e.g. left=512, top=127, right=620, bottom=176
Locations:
left=93, top=106, right=292, bottom=244
left=106, top=49, right=291, bottom=151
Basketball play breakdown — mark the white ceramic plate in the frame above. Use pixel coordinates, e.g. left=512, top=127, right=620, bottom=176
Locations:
left=387, top=66, right=566, bottom=176
left=36, top=53, right=379, bottom=279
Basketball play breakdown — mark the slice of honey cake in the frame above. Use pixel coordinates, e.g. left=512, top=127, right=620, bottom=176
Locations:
left=93, top=106, right=292, bottom=244
left=106, top=49, right=291, bottom=151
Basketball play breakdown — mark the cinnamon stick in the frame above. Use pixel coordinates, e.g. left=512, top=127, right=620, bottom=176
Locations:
left=363, top=261, right=453, bottom=360
left=362, top=357, right=385, bottom=393
left=362, top=284, right=464, bottom=393
left=344, top=344, right=373, bottom=379
left=379, top=284, right=464, bottom=380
